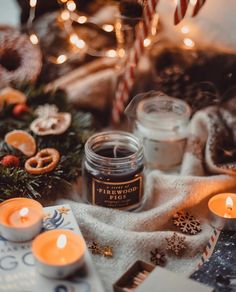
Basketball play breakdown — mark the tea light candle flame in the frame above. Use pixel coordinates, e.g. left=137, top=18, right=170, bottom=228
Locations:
left=19, top=207, right=29, bottom=221
left=57, top=234, right=67, bottom=249
left=224, top=196, right=234, bottom=218
left=226, top=196, right=233, bottom=211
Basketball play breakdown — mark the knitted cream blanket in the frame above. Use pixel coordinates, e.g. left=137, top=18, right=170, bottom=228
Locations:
left=60, top=98, right=236, bottom=292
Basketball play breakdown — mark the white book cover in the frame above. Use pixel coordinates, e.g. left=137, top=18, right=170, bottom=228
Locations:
left=0, top=204, right=105, bottom=292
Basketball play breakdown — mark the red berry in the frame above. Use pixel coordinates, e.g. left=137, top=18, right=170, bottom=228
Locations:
left=1, top=155, right=20, bottom=167
left=12, top=103, right=29, bottom=117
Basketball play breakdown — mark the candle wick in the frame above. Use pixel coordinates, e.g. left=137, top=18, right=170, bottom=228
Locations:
left=113, top=145, right=118, bottom=158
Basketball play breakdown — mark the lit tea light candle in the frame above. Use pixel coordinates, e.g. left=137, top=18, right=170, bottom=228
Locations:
left=32, top=229, right=86, bottom=279
left=208, top=193, right=236, bottom=230
left=0, top=198, right=43, bottom=242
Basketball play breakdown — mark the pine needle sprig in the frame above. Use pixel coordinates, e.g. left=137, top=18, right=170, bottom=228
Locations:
left=0, top=84, right=94, bottom=201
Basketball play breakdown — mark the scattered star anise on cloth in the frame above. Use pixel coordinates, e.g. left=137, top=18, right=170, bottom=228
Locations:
left=150, top=248, right=166, bottom=266
left=166, top=233, right=187, bottom=256
left=88, top=241, right=102, bottom=255
left=173, top=211, right=201, bottom=235
left=102, top=246, right=113, bottom=258
left=88, top=242, right=113, bottom=258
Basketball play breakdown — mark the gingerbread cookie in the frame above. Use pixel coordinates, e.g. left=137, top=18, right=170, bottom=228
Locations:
left=25, top=148, right=60, bottom=174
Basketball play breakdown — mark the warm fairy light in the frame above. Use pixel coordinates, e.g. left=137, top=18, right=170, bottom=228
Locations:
left=226, top=196, right=234, bottom=211
left=183, top=37, right=195, bottom=48
left=61, top=10, right=70, bottom=21
left=56, top=54, right=67, bottom=64
left=30, top=0, right=37, bottom=8
left=77, top=15, right=87, bottom=24
left=151, top=13, right=159, bottom=36
left=66, top=0, right=76, bottom=12
left=19, top=207, right=29, bottom=222
left=29, top=34, right=39, bottom=45
left=59, top=0, right=68, bottom=3
left=223, top=196, right=234, bottom=218
left=69, top=34, right=86, bottom=49
left=57, top=234, right=67, bottom=249
left=106, top=49, right=117, bottom=58
left=190, top=0, right=198, bottom=5
left=143, top=38, right=151, bottom=47
left=102, top=24, right=114, bottom=32
left=117, top=48, right=125, bottom=58
left=181, top=26, right=190, bottom=34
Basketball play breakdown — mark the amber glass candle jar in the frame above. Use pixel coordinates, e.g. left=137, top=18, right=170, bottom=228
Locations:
left=83, top=131, right=144, bottom=210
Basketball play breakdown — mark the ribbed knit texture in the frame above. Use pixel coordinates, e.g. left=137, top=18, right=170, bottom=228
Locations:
left=58, top=98, right=236, bottom=291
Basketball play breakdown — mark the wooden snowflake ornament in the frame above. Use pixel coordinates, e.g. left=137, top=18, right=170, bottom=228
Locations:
left=150, top=248, right=166, bottom=266
left=173, top=211, right=201, bottom=235
left=166, top=233, right=187, bottom=256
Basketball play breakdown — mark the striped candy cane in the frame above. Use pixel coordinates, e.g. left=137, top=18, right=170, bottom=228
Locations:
left=174, top=0, right=190, bottom=25
left=192, top=0, right=206, bottom=17
left=174, top=0, right=207, bottom=25
left=112, top=0, right=159, bottom=124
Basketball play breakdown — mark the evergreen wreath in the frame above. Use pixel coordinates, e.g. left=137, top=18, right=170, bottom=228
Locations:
left=0, top=84, right=94, bottom=202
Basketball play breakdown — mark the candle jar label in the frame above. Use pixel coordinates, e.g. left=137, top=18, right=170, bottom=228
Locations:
left=92, top=176, right=143, bottom=209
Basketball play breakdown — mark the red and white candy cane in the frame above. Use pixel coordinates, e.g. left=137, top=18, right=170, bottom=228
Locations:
left=174, top=0, right=207, bottom=25
left=174, top=0, right=190, bottom=25
left=192, top=0, right=206, bottom=17
left=112, top=0, right=158, bottom=124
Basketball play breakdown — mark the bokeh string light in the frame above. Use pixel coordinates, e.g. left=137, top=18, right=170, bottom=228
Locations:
left=27, top=0, right=157, bottom=63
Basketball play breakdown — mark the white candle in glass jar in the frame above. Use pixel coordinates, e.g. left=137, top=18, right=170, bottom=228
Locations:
left=134, top=94, right=191, bottom=170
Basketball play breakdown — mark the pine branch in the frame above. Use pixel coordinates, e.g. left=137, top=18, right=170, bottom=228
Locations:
left=0, top=84, right=94, bottom=201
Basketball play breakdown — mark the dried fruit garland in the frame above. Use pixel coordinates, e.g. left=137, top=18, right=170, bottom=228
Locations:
left=0, top=84, right=94, bottom=201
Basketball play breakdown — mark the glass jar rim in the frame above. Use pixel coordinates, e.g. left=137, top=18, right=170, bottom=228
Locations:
left=137, top=95, right=191, bottom=129
left=85, top=131, right=143, bottom=168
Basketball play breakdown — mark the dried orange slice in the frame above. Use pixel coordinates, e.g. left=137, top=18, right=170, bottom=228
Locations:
left=0, top=87, right=27, bottom=108
left=5, top=130, right=36, bottom=157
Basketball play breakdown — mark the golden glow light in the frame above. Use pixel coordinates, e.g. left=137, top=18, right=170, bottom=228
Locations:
left=77, top=15, right=87, bottom=24
left=106, top=49, right=117, bottom=58
left=183, top=37, right=195, bottom=48
left=30, top=0, right=37, bottom=8
left=226, top=196, right=234, bottom=211
left=69, top=34, right=86, bottom=49
left=61, top=10, right=70, bottom=21
left=102, top=24, right=114, bottom=32
left=67, top=0, right=76, bottom=12
left=56, top=55, right=67, bottom=64
left=29, top=34, right=39, bottom=45
left=57, top=234, right=67, bottom=249
left=143, top=38, right=151, bottom=47
left=19, top=207, right=29, bottom=218
left=181, top=26, right=190, bottom=34
left=117, top=48, right=125, bottom=58
left=59, top=0, right=68, bottom=3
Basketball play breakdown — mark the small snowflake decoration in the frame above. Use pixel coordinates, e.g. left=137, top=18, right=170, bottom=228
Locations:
left=166, top=233, right=187, bottom=256
left=57, top=206, right=70, bottom=215
left=102, top=246, right=113, bottom=258
left=173, top=211, right=201, bottom=235
left=150, top=248, right=166, bottom=266
left=88, top=241, right=102, bottom=255
left=35, top=104, right=59, bottom=118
